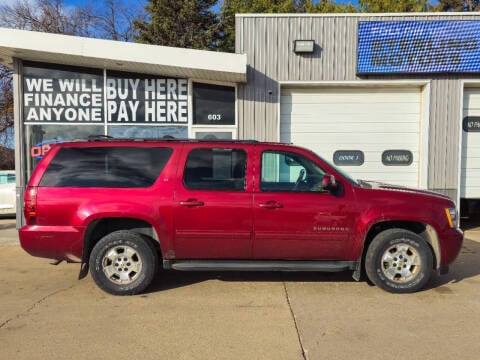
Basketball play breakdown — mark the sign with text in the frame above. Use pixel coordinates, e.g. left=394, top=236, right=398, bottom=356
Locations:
left=23, top=64, right=188, bottom=124
left=23, top=65, right=104, bottom=123
left=333, top=150, right=364, bottom=166
left=357, top=21, right=480, bottom=74
left=463, top=116, right=480, bottom=132
left=382, top=150, right=413, bottom=166
left=106, top=74, right=188, bottom=124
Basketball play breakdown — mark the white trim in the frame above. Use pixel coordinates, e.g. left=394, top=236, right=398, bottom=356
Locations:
left=188, top=79, right=194, bottom=138
left=419, top=82, right=431, bottom=190
left=280, top=80, right=431, bottom=87
left=236, top=12, right=480, bottom=18
left=103, top=68, right=108, bottom=135
left=23, top=122, right=106, bottom=126
left=188, top=80, right=238, bottom=139
left=191, top=128, right=237, bottom=140
left=458, top=81, right=480, bottom=214
left=458, top=81, right=466, bottom=218
left=276, top=81, right=282, bottom=142
left=235, top=84, right=238, bottom=140
left=24, top=122, right=189, bottom=126
left=277, top=80, right=431, bottom=188
left=107, top=123, right=188, bottom=127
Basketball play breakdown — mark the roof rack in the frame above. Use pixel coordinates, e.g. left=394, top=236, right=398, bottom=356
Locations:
left=87, top=135, right=114, bottom=142
left=86, top=134, right=260, bottom=144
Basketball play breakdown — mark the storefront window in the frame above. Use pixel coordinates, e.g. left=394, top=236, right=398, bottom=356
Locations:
left=23, top=62, right=104, bottom=124
left=25, top=124, right=104, bottom=178
left=106, top=71, right=188, bottom=124
left=193, top=83, right=235, bottom=125
left=21, top=62, right=238, bottom=180
left=194, top=132, right=233, bottom=140
left=108, top=125, right=188, bottom=139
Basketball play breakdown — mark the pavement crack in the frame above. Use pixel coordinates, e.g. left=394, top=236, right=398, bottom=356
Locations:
left=0, top=285, right=74, bottom=329
left=283, top=281, right=307, bottom=360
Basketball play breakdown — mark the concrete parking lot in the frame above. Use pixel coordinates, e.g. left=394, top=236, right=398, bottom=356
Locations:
left=1, top=217, right=480, bottom=360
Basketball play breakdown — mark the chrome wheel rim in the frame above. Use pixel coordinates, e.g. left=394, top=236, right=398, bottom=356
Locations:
left=101, top=245, right=143, bottom=285
left=381, top=243, right=421, bottom=283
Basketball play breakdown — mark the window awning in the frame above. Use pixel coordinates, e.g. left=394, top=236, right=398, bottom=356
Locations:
left=0, top=28, right=247, bottom=83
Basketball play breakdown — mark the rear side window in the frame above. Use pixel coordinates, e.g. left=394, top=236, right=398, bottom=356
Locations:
left=183, top=148, right=247, bottom=191
left=40, top=147, right=173, bottom=187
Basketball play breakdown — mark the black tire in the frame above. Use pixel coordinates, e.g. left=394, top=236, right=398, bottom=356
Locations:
left=365, top=229, right=433, bottom=294
left=89, top=230, right=158, bottom=295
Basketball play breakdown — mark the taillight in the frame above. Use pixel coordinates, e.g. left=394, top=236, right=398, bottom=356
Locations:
left=24, top=186, right=38, bottom=224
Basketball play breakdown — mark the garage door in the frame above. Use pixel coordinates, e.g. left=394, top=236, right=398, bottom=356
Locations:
left=280, top=86, right=423, bottom=187
left=461, top=88, right=480, bottom=198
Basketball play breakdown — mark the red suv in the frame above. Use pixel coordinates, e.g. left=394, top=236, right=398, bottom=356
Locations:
left=19, top=140, right=463, bottom=295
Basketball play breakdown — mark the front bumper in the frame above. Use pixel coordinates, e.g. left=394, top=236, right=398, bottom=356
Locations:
left=439, top=227, right=463, bottom=268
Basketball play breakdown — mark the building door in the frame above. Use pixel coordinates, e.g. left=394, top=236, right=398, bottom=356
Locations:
left=280, top=86, right=423, bottom=187
left=461, top=88, right=480, bottom=199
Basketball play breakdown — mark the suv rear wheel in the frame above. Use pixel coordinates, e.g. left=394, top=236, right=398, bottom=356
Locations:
left=89, top=230, right=158, bottom=295
left=365, top=229, right=433, bottom=293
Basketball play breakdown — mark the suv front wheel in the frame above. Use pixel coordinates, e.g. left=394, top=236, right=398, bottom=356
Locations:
left=365, top=229, right=433, bottom=293
left=89, top=230, right=158, bottom=295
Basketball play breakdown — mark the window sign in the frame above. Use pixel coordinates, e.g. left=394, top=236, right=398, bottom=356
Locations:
left=333, top=150, right=365, bottom=166
left=463, top=116, right=480, bottom=132
left=23, top=63, right=104, bottom=123
left=193, top=83, right=235, bottom=125
left=106, top=71, right=188, bottom=124
left=358, top=21, right=480, bottom=74
left=382, top=150, right=413, bottom=166
left=22, top=63, right=189, bottom=124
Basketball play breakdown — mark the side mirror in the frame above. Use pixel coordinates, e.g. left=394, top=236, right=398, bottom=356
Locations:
left=321, top=174, right=337, bottom=191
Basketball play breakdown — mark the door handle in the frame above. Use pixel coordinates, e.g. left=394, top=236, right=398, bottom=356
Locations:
left=179, top=199, right=204, bottom=207
left=259, top=201, right=283, bottom=209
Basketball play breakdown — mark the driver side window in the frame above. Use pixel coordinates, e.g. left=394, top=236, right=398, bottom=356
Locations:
left=260, top=151, right=326, bottom=192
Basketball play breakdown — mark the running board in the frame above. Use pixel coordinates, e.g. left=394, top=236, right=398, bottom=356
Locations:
left=163, top=260, right=357, bottom=272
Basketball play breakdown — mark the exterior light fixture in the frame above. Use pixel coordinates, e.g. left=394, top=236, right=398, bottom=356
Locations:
left=294, top=40, right=315, bottom=54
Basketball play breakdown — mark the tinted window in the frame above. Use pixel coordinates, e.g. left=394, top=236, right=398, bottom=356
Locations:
left=183, top=148, right=246, bottom=191
left=192, top=83, right=235, bottom=125
left=40, top=147, right=173, bottom=187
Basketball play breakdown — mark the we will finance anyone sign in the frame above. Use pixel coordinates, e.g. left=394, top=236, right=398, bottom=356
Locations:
left=23, top=69, right=188, bottom=124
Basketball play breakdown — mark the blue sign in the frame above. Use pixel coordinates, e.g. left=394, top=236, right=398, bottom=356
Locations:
left=357, top=21, right=480, bottom=74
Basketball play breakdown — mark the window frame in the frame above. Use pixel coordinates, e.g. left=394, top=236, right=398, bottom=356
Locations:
left=39, top=146, right=173, bottom=188
left=260, top=150, right=327, bottom=193
left=182, top=147, right=247, bottom=192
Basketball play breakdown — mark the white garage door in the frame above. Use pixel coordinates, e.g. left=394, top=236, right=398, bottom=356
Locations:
left=280, top=86, right=423, bottom=187
left=461, top=88, right=480, bottom=198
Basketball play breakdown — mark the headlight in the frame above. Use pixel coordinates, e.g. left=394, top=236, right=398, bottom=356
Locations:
left=445, top=208, right=458, bottom=228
